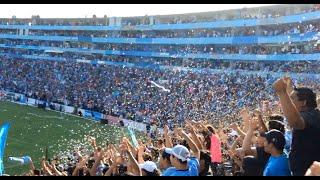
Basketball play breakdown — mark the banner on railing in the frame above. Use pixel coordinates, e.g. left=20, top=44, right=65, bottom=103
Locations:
left=64, top=106, right=75, bottom=114
left=106, top=115, right=121, bottom=126
left=92, top=111, right=103, bottom=121
left=27, top=98, right=36, bottom=106
left=122, top=119, right=147, bottom=132
left=84, top=110, right=93, bottom=118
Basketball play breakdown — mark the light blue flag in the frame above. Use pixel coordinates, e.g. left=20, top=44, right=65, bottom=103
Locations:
left=127, top=127, right=139, bottom=148
left=0, top=122, right=10, bottom=176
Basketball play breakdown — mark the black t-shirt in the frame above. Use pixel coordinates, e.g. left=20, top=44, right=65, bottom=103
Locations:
left=256, top=146, right=270, bottom=170
left=289, top=109, right=320, bottom=176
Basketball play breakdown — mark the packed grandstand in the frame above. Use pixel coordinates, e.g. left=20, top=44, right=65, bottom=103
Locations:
left=0, top=4, right=320, bottom=176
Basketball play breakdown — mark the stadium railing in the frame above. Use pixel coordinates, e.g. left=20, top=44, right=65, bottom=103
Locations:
left=0, top=30, right=317, bottom=45
left=1, top=44, right=320, bottom=61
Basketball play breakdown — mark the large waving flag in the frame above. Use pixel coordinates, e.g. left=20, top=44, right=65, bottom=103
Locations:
left=150, top=81, right=170, bottom=93
left=0, top=122, right=10, bottom=176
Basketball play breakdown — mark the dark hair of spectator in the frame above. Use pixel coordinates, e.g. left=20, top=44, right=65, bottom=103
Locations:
left=294, top=87, right=317, bottom=109
left=242, top=156, right=263, bottom=176
left=206, top=125, right=215, bottom=134
left=199, top=150, right=211, bottom=176
left=161, top=149, right=171, bottom=161
left=268, top=114, right=284, bottom=122
left=268, top=120, right=285, bottom=134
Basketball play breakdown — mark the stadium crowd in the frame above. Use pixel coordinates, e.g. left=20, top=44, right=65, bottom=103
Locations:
left=0, top=57, right=270, bottom=124
left=1, top=56, right=320, bottom=176
left=4, top=39, right=319, bottom=55
left=1, top=48, right=320, bottom=74
left=1, top=70, right=320, bottom=176
left=1, top=57, right=319, bottom=123
left=1, top=4, right=320, bottom=177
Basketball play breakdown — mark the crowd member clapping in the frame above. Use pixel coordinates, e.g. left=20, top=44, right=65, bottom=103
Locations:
left=273, top=77, right=320, bottom=176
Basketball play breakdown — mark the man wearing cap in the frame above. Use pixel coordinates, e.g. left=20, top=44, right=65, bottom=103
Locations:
left=139, top=161, right=160, bottom=176
left=267, top=115, right=291, bottom=154
left=162, top=129, right=200, bottom=176
left=262, top=129, right=291, bottom=176
left=274, top=77, right=320, bottom=176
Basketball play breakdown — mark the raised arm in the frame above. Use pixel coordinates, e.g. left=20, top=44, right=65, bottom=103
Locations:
left=178, top=128, right=200, bottom=160
left=253, top=109, right=268, bottom=133
left=229, top=136, right=242, bottom=154
left=29, top=157, right=36, bottom=172
left=187, top=124, right=204, bottom=150
left=305, top=161, right=320, bottom=176
left=89, top=136, right=98, bottom=151
left=41, top=159, right=53, bottom=176
left=137, top=144, right=146, bottom=164
left=240, top=108, right=251, bottom=132
left=72, top=157, right=86, bottom=176
left=230, top=123, right=246, bottom=138
left=104, top=154, right=121, bottom=176
left=124, top=144, right=142, bottom=176
left=262, top=100, right=272, bottom=116
left=51, top=160, right=64, bottom=176
left=163, top=125, right=173, bottom=148
left=123, top=137, right=138, bottom=158
left=273, top=77, right=305, bottom=129
left=241, top=118, right=259, bottom=157
left=90, top=149, right=104, bottom=176
left=104, top=161, right=117, bottom=176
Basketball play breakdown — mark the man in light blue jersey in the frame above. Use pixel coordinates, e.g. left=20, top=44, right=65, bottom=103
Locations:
left=162, top=128, right=200, bottom=176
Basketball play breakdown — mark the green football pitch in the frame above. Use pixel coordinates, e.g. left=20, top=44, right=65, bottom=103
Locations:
left=0, top=101, right=142, bottom=175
